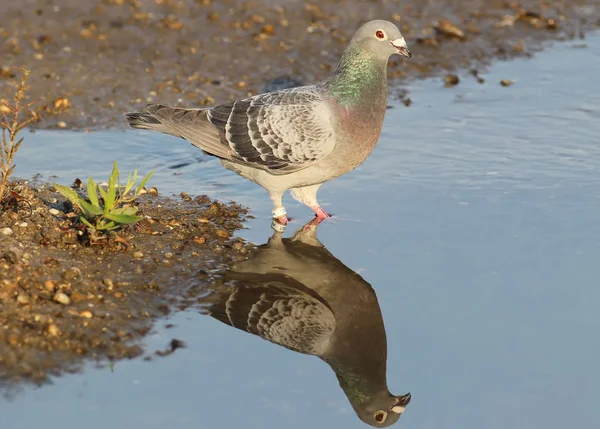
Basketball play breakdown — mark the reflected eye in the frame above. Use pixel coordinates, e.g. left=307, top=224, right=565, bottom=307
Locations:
left=374, top=411, right=388, bottom=423
left=375, top=30, right=386, bottom=39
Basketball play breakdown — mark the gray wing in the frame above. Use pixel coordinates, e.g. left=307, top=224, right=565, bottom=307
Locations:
left=206, top=87, right=336, bottom=174
left=201, top=274, right=336, bottom=356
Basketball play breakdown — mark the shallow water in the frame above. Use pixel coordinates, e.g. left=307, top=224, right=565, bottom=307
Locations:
left=5, top=34, right=600, bottom=429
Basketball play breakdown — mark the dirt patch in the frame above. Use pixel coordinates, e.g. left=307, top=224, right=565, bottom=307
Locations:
left=0, top=178, right=253, bottom=390
left=1, top=0, right=598, bottom=129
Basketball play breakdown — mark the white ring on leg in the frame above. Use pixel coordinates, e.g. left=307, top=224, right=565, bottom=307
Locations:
left=271, top=207, right=287, bottom=218
left=271, top=219, right=286, bottom=232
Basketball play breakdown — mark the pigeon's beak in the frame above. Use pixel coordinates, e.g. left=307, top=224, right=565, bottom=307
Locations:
left=391, top=38, right=412, bottom=59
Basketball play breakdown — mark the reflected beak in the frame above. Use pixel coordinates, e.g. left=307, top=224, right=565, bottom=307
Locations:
left=391, top=37, right=412, bottom=59
left=396, top=392, right=412, bottom=406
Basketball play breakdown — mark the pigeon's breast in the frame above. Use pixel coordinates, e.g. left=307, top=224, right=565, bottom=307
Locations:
left=329, top=103, right=386, bottom=171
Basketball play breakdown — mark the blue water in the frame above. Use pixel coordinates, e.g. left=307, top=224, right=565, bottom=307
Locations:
left=4, top=33, right=600, bottom=429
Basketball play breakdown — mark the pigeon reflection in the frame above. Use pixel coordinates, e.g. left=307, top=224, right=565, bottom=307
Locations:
left=199, top=220, right=411, bottom=427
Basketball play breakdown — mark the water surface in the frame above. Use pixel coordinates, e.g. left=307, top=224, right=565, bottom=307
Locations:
left=4, top=34, right=600, bottom=429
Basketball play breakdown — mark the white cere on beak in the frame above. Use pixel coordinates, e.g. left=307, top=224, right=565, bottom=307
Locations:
left=391, top=37, right=406, bottom=48
left=391, top=405, right=406, bottom=414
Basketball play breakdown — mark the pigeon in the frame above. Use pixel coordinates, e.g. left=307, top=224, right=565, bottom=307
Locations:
left=125, top=20, right=411, bottom=226
left=198, top=219, right=411, bottom=427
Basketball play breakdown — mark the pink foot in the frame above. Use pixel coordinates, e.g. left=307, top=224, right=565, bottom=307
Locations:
left=311, top=206, right=331, bottom=220
left=275, top=215, right=290, bottom=225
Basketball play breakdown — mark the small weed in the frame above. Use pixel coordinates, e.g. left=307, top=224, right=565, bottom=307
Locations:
left=0, top=68, right=37, bottom=201
left=55, top=162, right=154, bottom=242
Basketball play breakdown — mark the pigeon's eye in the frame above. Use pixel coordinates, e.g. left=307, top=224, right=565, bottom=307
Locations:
left=374, top=411, right=387, bottom=423
left=375, top=30, right=386, bottom=40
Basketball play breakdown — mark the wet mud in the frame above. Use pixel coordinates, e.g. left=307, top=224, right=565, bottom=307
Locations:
left=1, top=0, right=598, bottom=129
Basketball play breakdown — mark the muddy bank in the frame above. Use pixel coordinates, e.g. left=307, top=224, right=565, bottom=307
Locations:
left=1, top=0, right=598, bottom=129
left=0, top=178, right=252, bottom=389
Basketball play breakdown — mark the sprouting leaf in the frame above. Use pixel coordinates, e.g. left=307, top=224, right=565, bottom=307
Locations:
left=109, top=205, right=138, bottom=216
left=87, top=177, right=100, bottom=208
left=135, top=171, right=154, bottom=196
left=104, top=162, right=119, bottom=213
left=54, top=183, right=83, bottom=211
left=79, top=216, right=95, bottom=229
left=79, top=199, right=104, bottom=216
left=123, top=169, right=138, bottom=197
left=97, top=220, right=117, bottom=231
left=104, top=213, right=142, bottom=224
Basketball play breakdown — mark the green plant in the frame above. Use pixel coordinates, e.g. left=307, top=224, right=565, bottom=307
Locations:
left=55, top=162, right=153, bottom=239
left=0, top=68, right=36, bottom=201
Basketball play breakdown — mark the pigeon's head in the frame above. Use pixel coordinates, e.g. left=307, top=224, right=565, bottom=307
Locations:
left=354, top=392, right=412, bottom=427
left=351, top=20, right=411, bottom=60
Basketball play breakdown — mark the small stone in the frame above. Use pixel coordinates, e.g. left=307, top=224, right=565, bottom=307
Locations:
left=44, top=280, right=56, bottom=292
left=193, top=236, right=206, bottom=245
left=79, top=310, right=93, bottom=319
left=62, top=267, right=82, bottom=281
left=3, top=247, right=22, bottom=264
left=164, top=252, right=173, bottom=259
left=132, top=251, right=144, bottom=259
left=0, top=227, right=13, bottom=235
left=148, top=187, right=159, bottom=196
left=180, top=192, right=191, bottom=201
left=500, top=79, right=514, bottom=87
left=49, top=208, right=60, bottom=215
left=103, top=277, right=114, bottom=289
left=53, top=292, right=71, bottom=305
left=215, top=229, right=231, bottom=239
left=57, top=121, right=67, bottom=129
left=17, top=294, right=30, bottom=305
left=197, top=217, right=209, bottom=223
left=47, top=324, right=60, bottom=336
left=444, top=74, right=460, bottom=87
left=18, top=222, right=28, bottom=228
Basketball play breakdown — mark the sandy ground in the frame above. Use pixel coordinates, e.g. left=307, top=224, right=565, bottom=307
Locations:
left=1, top=179, right=251, bottom=388
left=1, top=0, right=598, bottom=129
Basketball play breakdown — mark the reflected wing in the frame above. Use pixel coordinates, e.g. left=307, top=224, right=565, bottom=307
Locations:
left=201, top=273, right=335, bottom=356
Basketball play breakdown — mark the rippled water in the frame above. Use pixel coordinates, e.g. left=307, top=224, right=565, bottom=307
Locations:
left=4, top=33, right=600, bottom=429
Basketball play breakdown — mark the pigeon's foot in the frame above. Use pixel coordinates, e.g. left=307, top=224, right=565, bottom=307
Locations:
left=311, top=206, right=331, bottom=220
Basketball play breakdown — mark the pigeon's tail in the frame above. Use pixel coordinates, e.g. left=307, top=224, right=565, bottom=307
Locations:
left=124, top=111, right=176, bottom=135
left=124, top=104, right=234, bottom=160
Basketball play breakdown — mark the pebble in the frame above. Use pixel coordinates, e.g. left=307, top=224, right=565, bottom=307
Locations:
left=148, top=187, right=159, bottom=196
left=18, top=222, right=28, bottom=228
left=49, top=208, right=60, bottom=216
left=444, top=74, right=460, bottom=87
left=62, top=267, right=82, bottom=281
left=132, top=251, right=144, bottom=259
left=193, top=236, right=206, bottom=245
left=103, top=277, right=114, bottom=289
left=17, top=294, right=30, bottom=305
left=0, top=227, right=13, bottom=236
left=500, top=79, right=514, bottom=87
left=47, top=324, right=60, bottom=336
left=53, top=292, right=71, bottom=305
left=3, top=247, right=22, bottom=264
left=44, top=279, right=56, bottom=292
left=164, top=252, right=173, bottom=259
left=79, top=310, right=93, bottom=319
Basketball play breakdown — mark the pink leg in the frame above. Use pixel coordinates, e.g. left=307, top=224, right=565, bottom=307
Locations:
left=311, top=206, right=331, bottom=219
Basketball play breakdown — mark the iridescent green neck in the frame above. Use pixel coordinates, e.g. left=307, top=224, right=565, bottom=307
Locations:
left=326, top=45, right=387, bottom=106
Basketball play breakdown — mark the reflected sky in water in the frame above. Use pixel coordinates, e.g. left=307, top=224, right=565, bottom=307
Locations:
left=4, top=33, right=600, bottom=429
